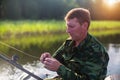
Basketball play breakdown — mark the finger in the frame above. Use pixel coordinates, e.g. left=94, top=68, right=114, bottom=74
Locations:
left=44, top=62, right=53, bottom=71
left=44, top=58, right=52, bottom=63
left=44, top=62, right=55, bottom=71
left=41, top=52, right=51, bottom=59
left=43, top=61, right=51, bottom=70
left=44, top=52, right=51, bottom=58
left=43, top=59, right=52, bottom=65
left=40, top=52, right=48, bottom=59
left=40, top=54, right=44, bottom=63
left=40, top=53, right=47, bottom=63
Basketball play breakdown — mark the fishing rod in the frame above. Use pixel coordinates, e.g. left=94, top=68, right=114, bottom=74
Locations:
left=0, top=53, right=43, bottom=80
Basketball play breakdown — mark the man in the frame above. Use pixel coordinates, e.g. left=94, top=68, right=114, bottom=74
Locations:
left=40, top=8, right=109, bottom=80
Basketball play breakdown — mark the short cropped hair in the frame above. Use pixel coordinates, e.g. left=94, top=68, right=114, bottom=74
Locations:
left=64, top=8, right=91, bottom=27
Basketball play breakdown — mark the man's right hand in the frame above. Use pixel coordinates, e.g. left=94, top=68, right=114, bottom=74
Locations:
left=40, top=52, right=51, bottom=63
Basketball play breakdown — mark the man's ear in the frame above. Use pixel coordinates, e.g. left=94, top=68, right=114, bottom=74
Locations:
left=82, top=22, right=88, bottom=30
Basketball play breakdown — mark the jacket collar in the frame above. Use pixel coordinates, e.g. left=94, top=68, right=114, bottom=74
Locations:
left=65, top=33, right=91, bottom=49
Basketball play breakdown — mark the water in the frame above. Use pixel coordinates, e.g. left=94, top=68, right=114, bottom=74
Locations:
left=0, top=35, right=120, bottom=80
left=0, top=61, right=58, bottom=80
left=107, top=44, right=120, bottom=75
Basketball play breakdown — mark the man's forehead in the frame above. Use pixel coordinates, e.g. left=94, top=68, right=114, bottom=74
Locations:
left=66, top=18, right=79, bottom=24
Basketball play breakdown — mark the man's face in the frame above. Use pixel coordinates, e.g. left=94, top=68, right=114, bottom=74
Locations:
left=66, top=18, right=87, bottom=41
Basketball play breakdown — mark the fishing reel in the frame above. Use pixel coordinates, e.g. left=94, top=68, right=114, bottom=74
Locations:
left=12, top=54, right=19, bottom=62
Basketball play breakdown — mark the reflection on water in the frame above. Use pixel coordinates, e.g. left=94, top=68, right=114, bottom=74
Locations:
left=107, top=44, right=120, bottom=75
left=0, top=61, right=58, bottom=80
left=0, top=34, right=120, bottom=79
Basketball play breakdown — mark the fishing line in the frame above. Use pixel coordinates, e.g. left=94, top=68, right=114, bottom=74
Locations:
left=0, top=50, right=11, bottom=59
left=0, top=41, right=39, bottom=59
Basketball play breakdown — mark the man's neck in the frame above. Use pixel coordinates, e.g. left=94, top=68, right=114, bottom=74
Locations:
left=75, top=33, right=87, bottom=47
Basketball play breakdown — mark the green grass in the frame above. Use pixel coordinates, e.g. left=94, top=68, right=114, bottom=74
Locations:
left=89, top=21, right=120, bottom=36
left=90, top=21, right=120, bottom=29
left=0, top=20, right=65, bottom=32
left=0, top=20, right=120, bottom=38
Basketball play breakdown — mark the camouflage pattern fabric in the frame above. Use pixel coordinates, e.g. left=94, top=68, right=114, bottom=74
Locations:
left=52, top=33, right=109, bottom=80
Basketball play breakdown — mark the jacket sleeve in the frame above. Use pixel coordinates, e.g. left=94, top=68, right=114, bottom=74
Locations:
left=57, top=64, right=89, bottom=80
left=52, top=44, right=66, bottom=65
left=56, top=51, right=109, bottom=80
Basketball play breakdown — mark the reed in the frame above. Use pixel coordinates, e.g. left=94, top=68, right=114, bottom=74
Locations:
left=0, top=20, right=120, bottom=38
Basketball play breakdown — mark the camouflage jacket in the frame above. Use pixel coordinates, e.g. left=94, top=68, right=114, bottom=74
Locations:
left=52, top=33, right=109, bottom=80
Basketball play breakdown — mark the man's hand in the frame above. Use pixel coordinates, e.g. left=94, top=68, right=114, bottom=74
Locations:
left=40, top=52, right=51, bottom=63
left=43, top=58, right=62, bottom=71
left=40, top=52, right=62, bottom=71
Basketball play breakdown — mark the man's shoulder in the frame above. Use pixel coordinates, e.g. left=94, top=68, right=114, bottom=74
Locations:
left=88, top=34, right=103, bottom=47
left=86, top=34, right=106, bottom=52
